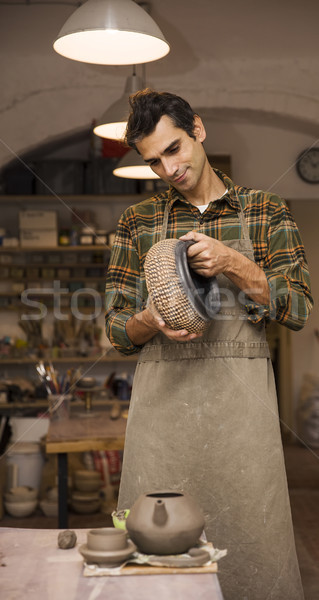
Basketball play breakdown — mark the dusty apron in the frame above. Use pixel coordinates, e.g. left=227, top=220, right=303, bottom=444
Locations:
left=118, top=200, right=304, bottom=600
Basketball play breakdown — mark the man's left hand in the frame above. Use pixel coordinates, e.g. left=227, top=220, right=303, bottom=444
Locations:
left=180, top=231, right=233, bottom=278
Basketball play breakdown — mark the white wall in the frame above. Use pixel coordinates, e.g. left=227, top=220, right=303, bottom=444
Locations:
left=203, top=118, right=319, bottom=199
left=0, top=0, right=318, bottom=408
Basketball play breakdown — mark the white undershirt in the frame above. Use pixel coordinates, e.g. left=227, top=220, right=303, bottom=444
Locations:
left=197, top=188, right=228, bottom=213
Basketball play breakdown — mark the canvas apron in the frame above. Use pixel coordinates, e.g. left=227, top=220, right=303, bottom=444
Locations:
left=118, top=201, right=304, bottom=600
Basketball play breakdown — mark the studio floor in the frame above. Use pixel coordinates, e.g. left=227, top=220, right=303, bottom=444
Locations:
left=1, top=443, right=319, bottom=600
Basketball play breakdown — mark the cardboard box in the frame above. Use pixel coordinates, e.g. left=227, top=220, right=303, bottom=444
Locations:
left=19, top=210, right=57, bottom=230
left=20, top=229, right=57, bottom=248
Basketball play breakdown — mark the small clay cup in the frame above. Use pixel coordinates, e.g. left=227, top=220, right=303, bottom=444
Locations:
left=87, top=528, right=127, bottom=552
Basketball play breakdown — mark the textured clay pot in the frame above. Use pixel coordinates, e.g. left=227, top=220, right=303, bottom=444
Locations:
left=126, top=490, right=205, bottom=555
left=144, top=239, right=220, bottom=333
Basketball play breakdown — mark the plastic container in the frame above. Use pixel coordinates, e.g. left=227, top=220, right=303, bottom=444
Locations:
left=48, top=394, right=71, bottom=421
left=80, top=227, right=94, bottom=245
left=58, top=229, right=70, bottom=246
left=10, top=417, right=49, bottom=443
left=5, top=442, right=45, bottom=490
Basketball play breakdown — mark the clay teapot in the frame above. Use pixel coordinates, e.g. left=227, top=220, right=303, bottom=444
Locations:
left=126, top=490, right=205, bottom=555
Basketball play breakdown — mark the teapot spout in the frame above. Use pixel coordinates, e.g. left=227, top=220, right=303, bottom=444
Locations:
left=153, top=499, right=168, bottom=526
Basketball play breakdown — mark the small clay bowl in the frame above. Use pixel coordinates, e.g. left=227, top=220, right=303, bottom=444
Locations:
left=5, top=499, right=37, bottom=517
left=40, top=499, right=58, bottom=517
left=74, top=470, right=101, bottom=480
left=87, top=528, right=127, bottom=552
left=71, top=492, right=101, bottom=514
left=71, top=491, right=100, bottom=501
left=6, top=486, right=38, bottom=502
left=76, top=377, right=96, bottom=389
left=74, top=479, right=101, bottom=493
left=46, top=487, right=58, bottom=502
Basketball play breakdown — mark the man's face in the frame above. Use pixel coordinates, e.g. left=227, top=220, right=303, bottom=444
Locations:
left=136, top=115, right=207, bottom=194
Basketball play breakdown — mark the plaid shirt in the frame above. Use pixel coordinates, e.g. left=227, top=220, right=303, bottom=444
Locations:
left=105, top=170, right=313, bottom=355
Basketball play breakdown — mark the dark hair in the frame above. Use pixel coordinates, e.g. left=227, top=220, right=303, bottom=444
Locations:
left=124, top=88, right=197, bottom=149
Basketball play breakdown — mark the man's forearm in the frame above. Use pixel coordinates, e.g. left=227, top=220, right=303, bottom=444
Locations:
left=126, top=308, right=160, bottom=346
left=224, top=249, right=270, bottom=305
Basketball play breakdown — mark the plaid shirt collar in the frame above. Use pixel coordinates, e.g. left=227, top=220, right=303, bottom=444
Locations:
left=166, top=169, right=241, bottom=213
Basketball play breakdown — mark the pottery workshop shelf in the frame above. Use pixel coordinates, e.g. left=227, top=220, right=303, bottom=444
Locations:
left=0, top=245, right=109, bottom=312
left=0, top=354, right=137, bottom=364
left=0, top=193, right=148, bottom=204
left=0, top=397, right=129, bottom=417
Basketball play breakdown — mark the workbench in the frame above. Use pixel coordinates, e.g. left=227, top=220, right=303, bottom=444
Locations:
left=0, top=527, right=224, bottom=600
left=45, top=407, right=127, bottom=529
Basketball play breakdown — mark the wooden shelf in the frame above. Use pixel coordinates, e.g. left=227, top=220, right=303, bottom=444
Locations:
left=0, top=245, right=110, bottom=253
left=1, top=262, right=106, bottom=269
left=0, top=397, right=130, bottom=417
left=0, top=354, right=137, bottom=364
left=0, top=292, right=104, bottom=297
left=0, top=277, right=106, bottom=283
left=0, top=194, right=148, bottom=204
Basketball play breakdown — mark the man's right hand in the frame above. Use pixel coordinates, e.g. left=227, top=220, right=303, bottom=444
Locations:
left=126, top=302, right=203, bottom=346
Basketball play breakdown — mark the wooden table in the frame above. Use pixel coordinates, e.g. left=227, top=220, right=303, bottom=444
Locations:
left=0, top=528, right=224, bottom=600
left=46, top=407, right=127, bottom=529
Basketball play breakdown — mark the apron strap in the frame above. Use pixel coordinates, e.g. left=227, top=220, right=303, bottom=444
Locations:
left=160, top=201, right=171, bottom=241
left=235, top=192, right=251, bottom=242
left=238, top=207, right=250, bottom=241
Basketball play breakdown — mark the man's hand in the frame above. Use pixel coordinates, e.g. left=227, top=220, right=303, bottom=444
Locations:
left=180, top=230, right=270, bottom=305
left=126, top=300, right=203, bottom=346
left=180, top=231, right=232, bottom=277
left=149, top=299, right=202, bottom=341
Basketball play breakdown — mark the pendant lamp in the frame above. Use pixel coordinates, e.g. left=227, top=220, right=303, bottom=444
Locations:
left=53, top=0, right=170, bottom=65
left=113, top=150, right=160, bottom=179
left=93, top=70, right=143, bottom=140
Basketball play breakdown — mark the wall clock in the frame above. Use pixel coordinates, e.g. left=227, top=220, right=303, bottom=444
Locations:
left=296, top=147, right=319, bottom=184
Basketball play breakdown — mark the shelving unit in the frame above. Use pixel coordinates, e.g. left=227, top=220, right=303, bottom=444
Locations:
left=0, top=194, right=143, bottom=376
left=0, top=354, right=137, bottom=364
left=0, top=194, right=148, bottom=204
left=0, top=245, right=109, bottom=312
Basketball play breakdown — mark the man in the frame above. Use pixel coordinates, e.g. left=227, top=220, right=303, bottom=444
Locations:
left=105, top=89, right=312, bottom=599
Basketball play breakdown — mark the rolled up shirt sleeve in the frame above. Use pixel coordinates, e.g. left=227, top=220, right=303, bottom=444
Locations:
left=245, top=199, right=313, bottom=330
left=105, top=210, right=145, bottom=355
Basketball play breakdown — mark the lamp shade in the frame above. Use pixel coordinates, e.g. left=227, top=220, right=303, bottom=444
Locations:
left=93, top=72, right=143, bottom=140
left=53, top=0, right=170, bottom=65
left=113, top=150, right=160, bottom=179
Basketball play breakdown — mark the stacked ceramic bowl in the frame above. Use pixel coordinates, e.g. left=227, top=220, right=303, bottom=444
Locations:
left=40, top=486, right=58, bottom=517
left=71, top=470, right=102, bottom=514
left=4, top=486, right=38, bottom=517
